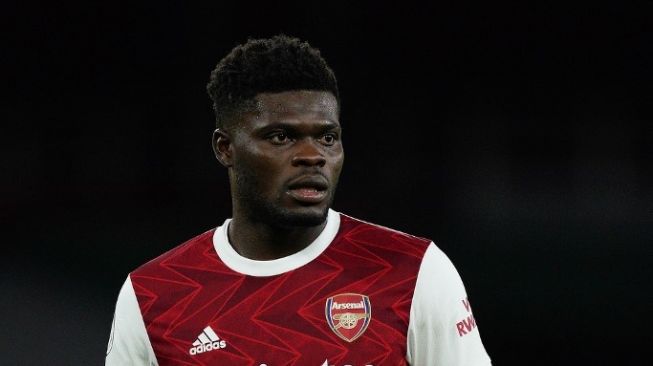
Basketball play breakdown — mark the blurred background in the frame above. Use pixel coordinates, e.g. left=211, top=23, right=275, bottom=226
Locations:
left=3, top=1, right=651, bottom=365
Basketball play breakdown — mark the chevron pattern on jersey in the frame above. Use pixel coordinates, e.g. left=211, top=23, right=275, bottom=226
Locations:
left=131, top=214, right=431, bottom=365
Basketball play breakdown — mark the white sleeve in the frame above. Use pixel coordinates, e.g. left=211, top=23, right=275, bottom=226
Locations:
left=406, top=243, right=491, bottom=366
left=105, top=275, right=158, bottom=366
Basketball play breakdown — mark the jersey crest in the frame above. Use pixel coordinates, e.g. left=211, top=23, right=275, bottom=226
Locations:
left=325, top=293, right=372, bottom=342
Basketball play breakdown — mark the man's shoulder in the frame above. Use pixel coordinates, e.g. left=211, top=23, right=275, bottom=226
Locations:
left=336, top=212, right=433, bottom=253
left=130, top=228, right=217, bottom=276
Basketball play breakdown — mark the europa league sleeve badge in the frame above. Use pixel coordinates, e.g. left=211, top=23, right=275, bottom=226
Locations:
left=325, top=293, right=372, bottom=342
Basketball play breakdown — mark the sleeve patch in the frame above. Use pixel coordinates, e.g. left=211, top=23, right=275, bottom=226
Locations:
left=455, top=297, right=478, bottom=337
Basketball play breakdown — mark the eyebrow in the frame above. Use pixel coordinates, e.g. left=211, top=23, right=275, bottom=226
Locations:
left=258, top=120, right=340, bottom=130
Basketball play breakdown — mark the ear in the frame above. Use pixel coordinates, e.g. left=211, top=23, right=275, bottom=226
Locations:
left=212, top=128, right=233, bottom=167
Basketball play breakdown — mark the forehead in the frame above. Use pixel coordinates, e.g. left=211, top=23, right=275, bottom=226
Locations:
left=252, top=90, right=339, bottom=121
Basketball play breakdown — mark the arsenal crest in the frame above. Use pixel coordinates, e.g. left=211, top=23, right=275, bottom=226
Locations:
left=325, top=293, right=372, bottom=342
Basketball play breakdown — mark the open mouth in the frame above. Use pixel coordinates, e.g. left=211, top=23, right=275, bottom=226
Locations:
left=287, top=177, right=328, bottom=203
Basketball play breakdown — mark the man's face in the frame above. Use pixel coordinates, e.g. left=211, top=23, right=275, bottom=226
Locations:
left=218, top=90, right=344, bottom=227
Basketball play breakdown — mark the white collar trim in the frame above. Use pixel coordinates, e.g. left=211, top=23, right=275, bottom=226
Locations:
left=212, top=209, right=340, bottom=277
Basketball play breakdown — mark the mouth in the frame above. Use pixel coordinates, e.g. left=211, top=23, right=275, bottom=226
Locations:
left=286, top=176, right=329, bottom=204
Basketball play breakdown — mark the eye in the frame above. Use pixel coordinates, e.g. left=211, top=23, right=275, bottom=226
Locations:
left=267, top=131, right=290, bottom=145
left=319, top=133, right=338, bottom=146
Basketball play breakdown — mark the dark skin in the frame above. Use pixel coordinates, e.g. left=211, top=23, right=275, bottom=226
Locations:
left=212, top=90, right=344, bottom=260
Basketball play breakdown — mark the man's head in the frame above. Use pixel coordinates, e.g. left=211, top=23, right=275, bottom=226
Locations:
left=207, top=35, right=344, bottom=228
left=207, top=35, right=340, bottom=130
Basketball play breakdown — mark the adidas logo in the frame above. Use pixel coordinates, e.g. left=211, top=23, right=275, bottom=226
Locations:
left=189, top=326, right=227, bottom=355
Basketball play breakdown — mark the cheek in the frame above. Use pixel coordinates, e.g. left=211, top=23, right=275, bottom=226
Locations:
left=236, top=147, right=287, bottom=191
left=329, top=150, right=345, bottom=177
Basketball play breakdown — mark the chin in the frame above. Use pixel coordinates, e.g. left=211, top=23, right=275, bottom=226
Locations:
left=237, top=187, right=332, bottom=227
left=273, top=206, right=329, bottom=227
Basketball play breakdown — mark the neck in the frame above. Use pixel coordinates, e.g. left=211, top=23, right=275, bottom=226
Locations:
left=227, top=213, right=328, bottom=261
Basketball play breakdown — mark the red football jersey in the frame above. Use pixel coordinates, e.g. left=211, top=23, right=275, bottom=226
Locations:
left=106, top=210, right=491, bottom=366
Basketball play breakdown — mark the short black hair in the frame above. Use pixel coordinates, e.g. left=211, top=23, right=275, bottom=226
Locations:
left=207, top=35, right=339, bottom=129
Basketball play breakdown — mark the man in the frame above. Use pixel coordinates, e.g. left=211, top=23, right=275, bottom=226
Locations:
left=106, top=35, right=491, bottom=366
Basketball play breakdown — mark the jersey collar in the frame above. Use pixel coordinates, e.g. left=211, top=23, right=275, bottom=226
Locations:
left=212, top=209, right=340, bottom=276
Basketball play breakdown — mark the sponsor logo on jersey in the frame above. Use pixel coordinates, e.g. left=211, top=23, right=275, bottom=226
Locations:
left=456, top=297, right=478, bottom=337
left=189, top=326, right=226, bottom=355
left=325, top=293, right=371, bottom=342
left=322, top=360, right=374, bottom=366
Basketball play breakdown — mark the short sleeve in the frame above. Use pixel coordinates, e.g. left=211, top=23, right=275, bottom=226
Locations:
left=105, top=275, right=158, bottom=366
left=406, top=243, right=491, bottom=365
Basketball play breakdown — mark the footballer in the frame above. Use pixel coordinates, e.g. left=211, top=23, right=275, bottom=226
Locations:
left=106, top=35, right=491, bottom=366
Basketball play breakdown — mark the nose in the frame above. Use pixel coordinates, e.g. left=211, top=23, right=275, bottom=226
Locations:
left=291, top=138, right=326, bottom=167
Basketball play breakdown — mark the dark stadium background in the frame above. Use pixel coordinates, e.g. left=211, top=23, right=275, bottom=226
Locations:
left=3, top=2, right=651, bottom=365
